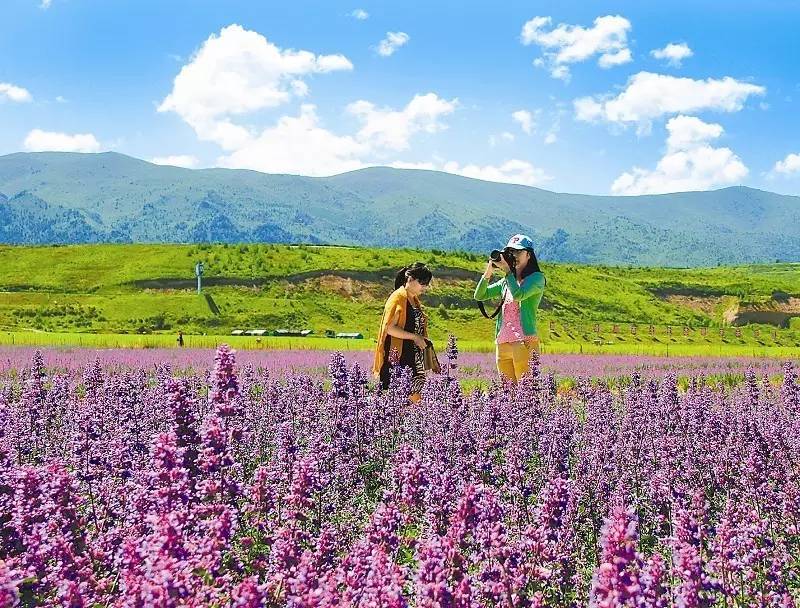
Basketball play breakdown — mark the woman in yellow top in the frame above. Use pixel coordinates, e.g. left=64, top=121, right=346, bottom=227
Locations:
left=474, top=234, right=546, bottom=383
left=372, top=262, right=433, bottom=402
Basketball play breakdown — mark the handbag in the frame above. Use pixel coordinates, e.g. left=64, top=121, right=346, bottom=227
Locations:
left=422, top=339, right=441, bottom=373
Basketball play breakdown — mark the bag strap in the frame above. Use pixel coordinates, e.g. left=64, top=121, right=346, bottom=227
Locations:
left=477, top=301, right=502, bottom=319
left=477, top=285, right=507, bottom=319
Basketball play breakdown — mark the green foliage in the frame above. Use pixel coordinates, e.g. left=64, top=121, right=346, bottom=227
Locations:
left=0, top=243, right=798, bottom=353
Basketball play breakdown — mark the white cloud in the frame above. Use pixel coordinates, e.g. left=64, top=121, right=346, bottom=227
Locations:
left=512, top=109, right=537, bottom=135
left=23, top=129, right=101, bottom=153
left=217, top=104, right=368, bottom=176
left=488, top=132, right=516, bottom=147
left=392, top=159, right=552, bottom=187
left=573, top=97, right=604, bottom=122
left=549, top=65, right=570, bottom=81
left=350, top=8, right=369, bottom=20
left=446, top=160, right=551, bottom=186
left=377, top=32, right=410, bottom=57
left=158, top=24, right=352, bottom=149
left=290, top=79, right=310, bottom=97
left=0, top=82, right=33, bottom=103
left=150, top=155, right=200, bottom=168
left=543, top=109, right=563, bottom=145
left=158, top=27, right=461, bottom=177
left=211, top=93, right=545, bottom=184
left=211, top=96, right=546, bottom=185
left=611, top=115, right=748, bottom=195
left=651, top=42, right=693, bottom=67
left=597, top=48, right=632, bottom=68
left=664, top=114, right=723, bottom=149
left=521, top=15, right=632, bottom=81
left=574, top=71, right=765, bottom=132
left=347, top=93, right=457, bottom=151
left=772, top=153, right=800, bottom=176
left=55, top=95, right=67, bottom=103
left=40, top=0, right=52, bottom=8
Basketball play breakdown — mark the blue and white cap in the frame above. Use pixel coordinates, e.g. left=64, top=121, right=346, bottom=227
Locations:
left=504, top=234, right=534, bottom=250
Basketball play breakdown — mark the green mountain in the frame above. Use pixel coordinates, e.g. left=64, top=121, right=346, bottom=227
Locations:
left=1, top=151, right=799, bottom=266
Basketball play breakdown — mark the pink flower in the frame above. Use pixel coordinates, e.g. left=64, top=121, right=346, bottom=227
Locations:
left=590, top=505, right=643, bottom=607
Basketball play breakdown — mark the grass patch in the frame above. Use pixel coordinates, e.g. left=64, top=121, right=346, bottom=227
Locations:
left=0, top=244, right=797, bottom=355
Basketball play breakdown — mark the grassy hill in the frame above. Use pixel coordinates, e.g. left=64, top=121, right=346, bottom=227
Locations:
left=0, top=243, right=799, bottom=354
left=2, top=152, right=800, bottom=266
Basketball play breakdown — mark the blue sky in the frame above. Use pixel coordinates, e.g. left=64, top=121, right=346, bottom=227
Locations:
left=2, top=0, right=799, bottom=195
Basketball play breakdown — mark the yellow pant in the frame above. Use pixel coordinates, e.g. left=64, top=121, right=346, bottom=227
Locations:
left=496, top=337, right=540, bottom=383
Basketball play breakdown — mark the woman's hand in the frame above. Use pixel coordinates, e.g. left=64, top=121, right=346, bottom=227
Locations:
left=413, top=335, right=428, bottom=350
left=495, top=257, right=511, bottom=274
left=483, top=260, right=495, bottom=279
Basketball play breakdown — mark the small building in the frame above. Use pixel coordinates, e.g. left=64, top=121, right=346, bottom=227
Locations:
left=230, top=329, right=244, bottom=336
left=245, top=329, right=269, bottom=336
left=325, top=329, right=364, bottom=339
left=273, top=329, right=313, bottom=337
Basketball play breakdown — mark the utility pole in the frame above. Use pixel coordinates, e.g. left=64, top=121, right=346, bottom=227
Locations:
left=195, top=261, right=204, bottom=294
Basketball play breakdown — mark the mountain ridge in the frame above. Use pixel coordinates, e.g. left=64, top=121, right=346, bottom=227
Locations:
left=1, top=151, right=798, bottom=266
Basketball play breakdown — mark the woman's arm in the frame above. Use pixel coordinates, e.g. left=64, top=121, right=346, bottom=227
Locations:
left=474, top=277, right=505, bottom=301
left=385, top=308, right=427, bottom=348
left=474, top=262, right=505, bottom=301
left=504, top=272, right=545, bottom=301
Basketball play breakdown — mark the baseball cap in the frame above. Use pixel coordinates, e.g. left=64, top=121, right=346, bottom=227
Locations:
left=504, top=234, right=534, bottom=250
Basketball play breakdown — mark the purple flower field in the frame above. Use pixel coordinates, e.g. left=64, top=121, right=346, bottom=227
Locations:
left=1, top=345, right=799, bottom=606
left=0, top=346, right=794, bottom=383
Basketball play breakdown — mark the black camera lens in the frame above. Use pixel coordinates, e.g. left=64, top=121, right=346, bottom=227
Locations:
left=490, top=249, right=502, bottom=261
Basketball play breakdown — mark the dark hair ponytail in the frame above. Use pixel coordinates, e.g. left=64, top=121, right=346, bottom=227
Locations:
left=394, top=261, right=433, bottom=289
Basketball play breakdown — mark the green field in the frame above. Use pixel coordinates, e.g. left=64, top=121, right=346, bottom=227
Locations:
left=0, top=243, right=798, bottom=354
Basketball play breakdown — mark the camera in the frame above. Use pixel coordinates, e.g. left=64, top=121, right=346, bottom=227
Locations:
left=490, top=248, right=516, bottom=271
